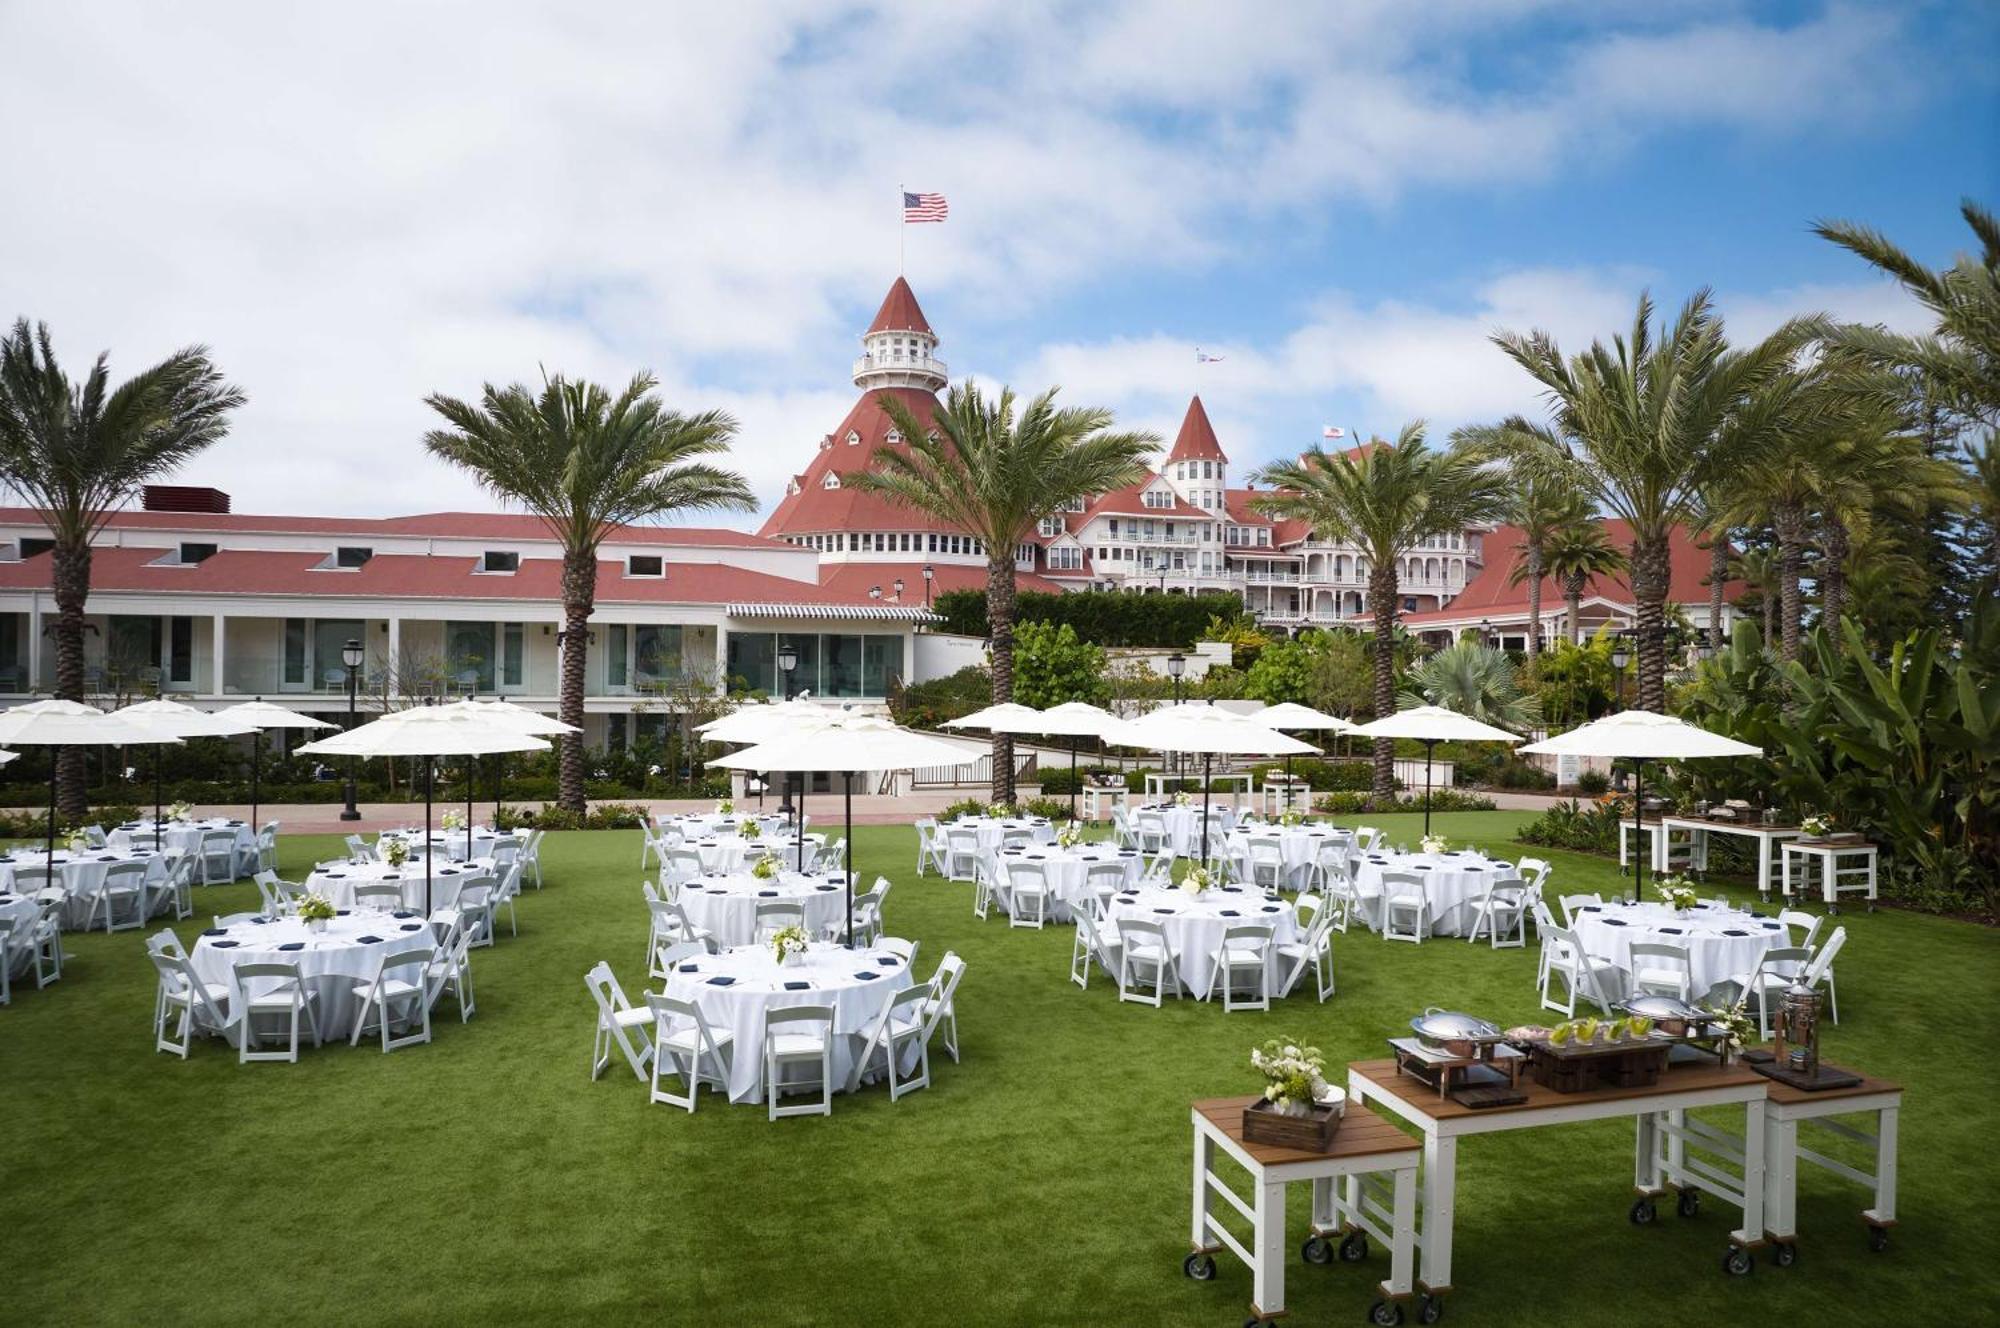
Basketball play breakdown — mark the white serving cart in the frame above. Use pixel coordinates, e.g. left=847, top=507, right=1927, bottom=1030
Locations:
left=1780, top=838, right=1879, bottom=912
left=1184, top=1095, right=1422, bottom=1326
left=1346, top=1055, right=1772, bottom=1319
left=1759, top=1066, right=1902, bottom=1262
left=1147, top=771, right=1254, bottom=807
left=1259, top=776, right=1312, bottom=817
left=1659, top=815, right=1805, bottom=900
left=1080, top=782, right=1129, bottom=824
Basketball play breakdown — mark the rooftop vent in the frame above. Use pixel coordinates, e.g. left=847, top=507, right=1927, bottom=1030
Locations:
left=143, top=485, right=231, bottom=514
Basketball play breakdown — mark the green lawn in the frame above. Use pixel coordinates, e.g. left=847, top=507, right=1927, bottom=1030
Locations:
left=3, top=811, right=1996, bottom=1326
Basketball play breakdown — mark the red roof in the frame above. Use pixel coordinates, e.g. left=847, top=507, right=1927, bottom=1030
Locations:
left=1165, top=396, right=1227, bottom=464
left=0, top=506, right=780, bottom=549
left=818, top=561, right=1067, bottom=599
left=756, top=388, right=964, bottom=539
left=866, top=277, right=933, bottom=336
left=1078, top=481, right=1208, bottom=521
left=0, top=545, right=891, bottom=609
left=1221, top=489, right=1275, bottom=526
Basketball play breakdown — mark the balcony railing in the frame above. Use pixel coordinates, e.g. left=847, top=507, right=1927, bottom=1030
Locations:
left=852, top=351, right=948, bottom=379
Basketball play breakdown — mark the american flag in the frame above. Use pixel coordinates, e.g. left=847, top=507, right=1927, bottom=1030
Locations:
left=902, top=191, right=948, bottom=222
left=1196, top=348, right=1225, bottom=363
left=1323, top=426, right=1346, bottom=440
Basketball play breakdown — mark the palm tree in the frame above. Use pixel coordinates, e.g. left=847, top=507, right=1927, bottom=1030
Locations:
left=1502, top=474, right=1591, bottom=670
left=856, top=383, right=1155, bottom=804
left=1470, top=291, right=1810, bottom=707
left=0, top=320, right=243, bottom=814
left=1398, top=639, right=1542, bottom=731
left=1811, top=422, right=1961, bottom=631
left=1541, top=519, right=1626, bottom=645
left=424, top=373, right=754, bottom=813
left=1253, top=423, right=1507, bottom=797
left=1726, top=544, right=1781, bottom=646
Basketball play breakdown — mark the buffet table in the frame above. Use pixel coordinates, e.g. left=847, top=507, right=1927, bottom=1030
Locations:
left=1759, top=1064, right=1902, bottom=1259
left=1780, top=838, right=1879, bottom=911
left=1659, top=815, right=1805, bottom=899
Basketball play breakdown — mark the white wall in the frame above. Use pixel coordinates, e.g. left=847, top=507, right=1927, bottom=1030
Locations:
left=912, top=631, right=987, bottom=681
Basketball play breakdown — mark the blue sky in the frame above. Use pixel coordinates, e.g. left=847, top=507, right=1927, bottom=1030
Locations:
left=0, top=1, right=1994, bottom=522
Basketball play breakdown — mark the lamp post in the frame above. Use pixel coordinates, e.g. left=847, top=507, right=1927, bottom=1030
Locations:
left=1609, top=632, right=1631, bottom=711
left=1480, top=618, right=1496, bottom=650
left=892, top=577, right=905, bottom=601
left=776, top=644, right=799, bottom=820
left=921, top=563, right=934, bottom=606
left=1166, top=651, right=1186, bottom=778
left=339, top=638, right=364, bottom=821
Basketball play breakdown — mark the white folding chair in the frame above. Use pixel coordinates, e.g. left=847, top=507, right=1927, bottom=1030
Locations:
left=1116, top=918, right=1180, bottom=1007
left=349, top=948, right=434, bottom=1053
left=353, top=882, right=403, bottom=912
left=914, top=818, right=946, bottom=877
left=921, top=951, right=966, bottom=1064
left=847, top=984, right=932, bottom=1099
left=1353, top=826, right=1384, bottom=852
left=1539, top=922, right=1623, bottom=1017
left=944, top=830, right=982, bottom=884
left=641, top=819, right=675, bottom=870
left=1628, top=941, right=1694, bottom=1001
left=644, top=992, right=734, bottom=1111
left=1559, top=893, right=1602, bottom=928
left=665, top=847, right=704, bottom=888
left=148, top=949, right=240, bottom=1058
left=457, top=874, right=498, bottom=949
left=1380, top=870, right=1428, bottom=944
left=1071, top=908, right=1123, bottom=990
left=1468, top=877, right=1529, bottom=949
left=1083, top=861, right=1128, bottom=921
left=426, top=922, right=477, bottom=1023
left=754, top=899, right=805, bottom=942
left=88, top=860, right=151, bottom=934
left=234, top=959, right=322, bottom=1063
left=585, top=960, right=654, bottom=1083
left=1779, top=909, right=1823, bottom=951
left=1210, top=923, right=1275, bottom=1012
left=1004, top=860, right=1050, bottom=930
left=764, top=1004, right=835, bottom=1120
left=1276, top=911, right=1336, bottom=1003
left=252, top=822, right=280, bottom=875
left=1801, top=925, right=1845, bottom=1024
left=1243, top=834, right=1286, bottom=894
left=344, top=834, right=373, bottom=865
left=519, top=828, right=545, bottom=888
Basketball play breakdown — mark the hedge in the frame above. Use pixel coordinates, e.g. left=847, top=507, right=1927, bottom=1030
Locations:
left=931, top=588, right=1247, bottom=647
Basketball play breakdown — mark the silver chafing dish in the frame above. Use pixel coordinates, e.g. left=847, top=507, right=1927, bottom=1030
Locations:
left=1409, top=1007, right=1504, bottom=1058
left=1620, top=994, right=1719, bottom=1037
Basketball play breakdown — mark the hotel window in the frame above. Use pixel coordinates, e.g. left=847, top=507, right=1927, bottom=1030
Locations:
left=607, top=624, right=628, bottom=689
left=503, top=623, right=524, bottom=687
left=627, top=554, right=664, bottom=577
left=334, top=546, right=373, bottom=568
left=478, top=550, right=519, bottom=573
left=168, top=616, right=193, bottom=684
left=177, top=542, right=218, bottom=565
left=635, top=625, right=684, bottom=687
left=1050, top=546, right=1081, bottom=570
left=445, top=622, right=497, bottom=692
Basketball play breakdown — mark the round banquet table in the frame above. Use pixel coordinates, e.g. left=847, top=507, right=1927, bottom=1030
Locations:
left=659, top=941, right=918, bottom=1103
left=1107, top=885, right=1298, bottom=997
left=660, top=812, right=789, bottom=841
left=676, top=870, right=852, bottom=947
left=1571, top=900, right=1791, bottom=1002
left=944, top=815, right=1057, bottom=855
left=305, top=861, right=485, bottom=912
left=1224, top=823, right=1347, bottom=891
left=109, top=817, right=254, bottom=860
left=678, top=834, right=823, bottom=876
left=1350, top=850, right=1506, bottom=937
left=1129, top=803, right=1238, bottom=857
left=188, top=912, right=436, bottom=1041
left=0, top=847, right=168, bottom=928
left=378, top=827, right=500, bottom=863
left=990, top=843, right=1144, bottom=920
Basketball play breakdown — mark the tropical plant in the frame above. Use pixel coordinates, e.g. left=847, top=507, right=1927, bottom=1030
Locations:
left=1397, top=640, right=1541, bottom=731
left=1537, top=518, right=1626, bottom=648
left=0, top=320, right=244, bottom=815
left=1502, top=473, right=1592, bottom=669
left=1254, top=423, right=1507, bottom=796
left=1012, top=620, right=1107, bottom=708
left=1725, top=543, right=1781, bottom=646
left=423, top=372, right=755, bottom=812
left=1243, top=635, right=1312, bottom=705
left=1463, top=291, right=1810, bottom=708
left=1529, top=631, right=1620, bottom=729
left=1304, top=628, right=1376, bottom=720
left=928, top=587, right=1244, bottom=646
left=1201, top=612, right=1272, bottom=670
left=859, top=383, right=1155, bottom=803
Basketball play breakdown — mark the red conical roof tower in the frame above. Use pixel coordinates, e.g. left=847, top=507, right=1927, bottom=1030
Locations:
left=1165, top=395, right=1228, bottom=464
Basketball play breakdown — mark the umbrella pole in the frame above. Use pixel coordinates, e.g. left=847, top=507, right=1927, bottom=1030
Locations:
left=1424, top=739, right=1436, bottom=838
left=154, top=748, right=164, bottom=835
left=1632, top=758, right=1646, bottom=906
left=465, top=756, right=474, bottom=850
left=843, top=771, right=854, bottom=948
left=424, top=756, right=435, bottom=916
left=1201, top=752, right=1212, bottom=867
left=45, top=746, right=57, bottom=878
left=1284, top=751, right=1293, bottom=813
left=250, top=729, right=261, bottom=835
left=1069, top=738, right=1078, bottom=821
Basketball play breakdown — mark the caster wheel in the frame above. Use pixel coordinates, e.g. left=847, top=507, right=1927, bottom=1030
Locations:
left=1339, top=1232, right=1370, bottom=1262
left=1302, top=1234, right=1334, bottom=1265
left=1772, top=1241, right=1797, bottom=1268
left=1629, top=1198, right=1657, bottom=1226
left=1677, top=1188, right=1701, bottom=1218
left=1723, top=1246, right=1755, bottom=1277
left=1869, top=1227, right=1891, bottom=1253
left=1828, top=904, right=1841, bottom=916
left=1245, top=1318, right=1267, bottom=1328
left=1418, top=1293, right=1446, bottom=1324
left=1367, top=1300, right=1404, bottom=1327
left=1866, top=903, right=1877, bottom=914
left=1183, top=1252, right=1216, bottom=1281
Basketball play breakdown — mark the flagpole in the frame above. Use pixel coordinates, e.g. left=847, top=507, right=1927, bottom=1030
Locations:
left=897, top=184, right=904, bottom=275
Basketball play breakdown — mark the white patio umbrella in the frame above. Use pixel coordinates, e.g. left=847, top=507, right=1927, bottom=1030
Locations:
left=215, top=700, right=335, bottom=833
left=1521, top=710, right=1762, bottom=902
left=714, top=713, right=970, bottom=946
left=1100, top=704, right=1318, bottom=863
left=698, top=694, right=828, bottom=828
left=1349, top=704, right=1522, bottom=837
left=0, top=700, right=183, bottom=876
left=941, top=702, right=1047, bottom=734
left=0, top=750, right=17, bottom=765
left=1246, top=702, right=1362, bottom=812
left=116, top=699, right=261, bottom=834
left=299, top=707, right=551, bottom=914
left=436, top=699, right=579, bottom=829
left=1028, top=701, right=1120, bottom=819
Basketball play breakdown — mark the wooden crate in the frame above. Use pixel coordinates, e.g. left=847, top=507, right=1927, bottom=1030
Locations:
left=1241, top=1099, right=1342, bottom=1152
left=1527, top=1039, right=1671, bottom=1094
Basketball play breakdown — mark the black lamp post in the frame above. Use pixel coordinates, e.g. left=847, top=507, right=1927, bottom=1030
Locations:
left=921, top=563, right=934, bottom=606
left=1609, top=632, right=1631, bottom=711
left=1166, top=651, right=1186, bottom=778
left=1480, top=618, right=1496, bottom=650
left=339, top=637, right=364, bottom=822
left=892, top=577, right=905, bottom=602
left=776, top=644, right=799, bottom=821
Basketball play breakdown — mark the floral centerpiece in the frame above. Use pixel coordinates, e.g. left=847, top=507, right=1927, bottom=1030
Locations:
left=1173, top=790, right=1192, bottom=807
left=1703, top=997, right=1756, bottom=1064
left=1055, top=823, right=1082, bottom=849
left=1279, top=809, right=1304, bottom=828
left=382, top=836, right=410, bottom=868
left=737, top=819, right=759, bottom=838
left=770, top=923, right=810, bottom=965
left=1420, top=834, right=1447, bottom=855
left=715, top=797, right=734, bottom=816
left=1654, top=874, right=1700, bottom=913
left=295, top=891, right=335, bottom=930
left=167, top=801, right=193, bottom=824
left=1799, top=813, right=1831, bottom=838
left=1180, top=864, right=1212, bottom=898
left=441, top=808, right=465, bottom=832
left=1251, top=1038, right=1333, bottom=1118
left=751, top=854, right=780, bottom=881
left=66, top=831, right=89, bottom=853
left=987, top=801, right=1013, bottom=819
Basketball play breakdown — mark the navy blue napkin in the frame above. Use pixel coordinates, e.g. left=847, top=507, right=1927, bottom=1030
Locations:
left=876, top=956, right=899, bottom=967
left=211, top=939, right=239, bottom=948
left=202, top=927, right=227, bottom=936
left=1153, top=907, right=1175, bottom=914
left=783, top=980, right=810, bottom=991
left=356, top=934, right=384, bottom=944
left=277, top=941, right=305, bottom=951
left=1723, top=929, right=1749, bottom=937
left=757, top=890, right=778, bottom=898
left=250, top=916, right=271, bottom=925
left=336, top=909, right=352, bottom=916
left=814, top=884, right=837, bottom=892
left=1261, top=905, right=1282, bottom=913
left=678, top=962, right=700, bottom=973
left=707, top=976, right=737, bottom=986
left=1660, top=926, right=1684, bottom=935
left=399, top=923, right=422, bottom=932
left=392, top=910, right=416, bottom=919
left=1414, top=865, right=1432, bottom=872
left=853, top=971, right=880, bottom=981
left=1760, top=922, right=1783, bottom=930
left=1602, top=918, right=1627, bottom=927
left=1219, top=909, right=1241, bottom=917
left=1222, top=886, right=1243, bottom=894
left=1465, top=866, right=1484, bottom=872
left=1580, top=905, right=1602, bottom=913
left=325, top=871, right=345, bottom=879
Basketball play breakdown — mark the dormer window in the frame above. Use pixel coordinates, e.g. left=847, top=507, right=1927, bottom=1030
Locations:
left=885, top=428, right=902, bottom=444
left=1038, top=515, right=1064, bottom=538
left=823, top=472, right=842, bottom=490
left=335, top=546, right=373, bottom=568
left=478, top=550, right=519, bottom=574
left=846, top=430, right=861, bottom=446
left=177, top=542, right=217, bottom=565
left=626, top=554, right=664, bottom=578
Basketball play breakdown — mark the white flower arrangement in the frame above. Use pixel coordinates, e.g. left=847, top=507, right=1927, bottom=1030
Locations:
left=1654, top=874, right=1700, bottom=913
left=1251, top=1037, right=1332, bottom=1116
left=715, top=798, right=734, bottom=816
left=1279, top=809, right=1304, bottom=828
left=1704, top=997, right=1756, bottom=1059
left=441, top=809, right=465, bottom=832
left=1420, top=834, right=1447, bottom=855
left=167, top=801, right=193, bottom=824
left=751, top=854, right=780, bottom=881
left=770, top=923, right=811, bottom=964
left=1173, top=790, right=1192, bottom=807
left=1181, top=864, right=1212, bottom=897
left=1800, top=814, right=1831, bottom=838
left=66, top=831, right=88, bottom=853
left=295, top=891, right=335, bottom=923
left=987, top=801, right=1012, bottom=819
left=737, top=819, right=759, bottom=838
left=382, top=836, right=410, bottom=868
left=1055, top=823, right=1083, bottom=849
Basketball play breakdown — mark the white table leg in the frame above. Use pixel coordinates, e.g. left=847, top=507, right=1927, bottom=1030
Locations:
left=1764, top=1113, right=1797, bottom=1240
left=1252, top=1175, right=1285, bottom=1316
left=1386, top=1165, right=1417, bottom=1297
left=1868, top=1105, right=1900, bottom=1225
left=1666, top=1107, right=1686, bottom=1191
left=1190, top=1126, right=1213, bottom=1249
left=1778, top=843, right=1790, bottom=900
left=1735, top=1097, right=1767, bottom=1246
left=1419, top=1132, right=1457, bottom=1290
left=1634, top=1110, right=1662, bottom=1191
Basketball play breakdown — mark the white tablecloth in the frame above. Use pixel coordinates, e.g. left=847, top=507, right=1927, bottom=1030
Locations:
left=109, top=818, right=253, bottom=860
left=945, top=816, right=1058, bottom=855
left=990, top=844, right=1143, bottom=920
left=1351, top=851, right=1506, bottom=936
left=1572, top=901, right=1790, bottom=1002
left=659, top=941, right=917, bottom=1103
left=1108, top=885, right=1298, bottom=996
left=1224, top=824, right=1347, bottom=891
left=378, top=827, right=499, bottom=862
left=660, top=812, right=789, bottom=840
left=305, top=861, right=486, bottom=912
left=0, top=849, right=168, bottom=928
left=1130, top=803, right=1238, bottom=857
left=678, top=834, right=822, bottom=876
left=677, top=871, right=852, bottom=947
left=189, top=913, right=436, bottom=1041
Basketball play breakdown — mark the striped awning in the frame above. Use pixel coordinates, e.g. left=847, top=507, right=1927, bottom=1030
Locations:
left=725, top=602, right=942, bottom=623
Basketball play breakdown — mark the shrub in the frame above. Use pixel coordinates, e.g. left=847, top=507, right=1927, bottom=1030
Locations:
left=932, top=587, right=1247, bottom=647
left=941, top=796, right=992, bottom=820
left=1575, top=768, right=1611, bottom=796
left=891, top=665, right=994, bottom=730
left=0, top=804, right=142, bottom=839
left=1250, top=759, right=1378, bottom=792
left=1035, top=764, right=1123, bottom=796
left=1516, top=798, right=1624, bottom=853
left=1309, top=789, right=1497, bottom=815
left=1020, top=796, right=1073, bottom=822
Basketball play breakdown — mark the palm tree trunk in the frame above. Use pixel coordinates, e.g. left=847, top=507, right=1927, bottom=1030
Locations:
left=1523, top=547, right=1542, bottom=670
left=1821, top=515, right=1850, bottom=637
left=1628, top=533, right=1671, bottom=712
left=1762, top=587, right=1776, bottom=649
left=986, top=552, right=1017, bottom=805
left=1707, top=537, right=1728, bottom=655
left=51, top=539, right=90, bottom=817
left=1367, top=565, right=1399, bottom=800
left=557, top=547, right=596, bottom=814
left=1773, top=501, right=1807, bottom=661
left=1565, top=575, right=1584, bottom=646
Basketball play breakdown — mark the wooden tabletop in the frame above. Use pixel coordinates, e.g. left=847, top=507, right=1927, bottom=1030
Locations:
left=1758, top=1063, right=1902, bottom=1105
left=1348, top=1056, right=1765, bottom=1121
left=1193, top=1095, right=1421, bottom=1166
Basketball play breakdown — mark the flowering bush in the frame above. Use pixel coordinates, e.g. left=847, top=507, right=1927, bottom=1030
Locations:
left=382, top=837, right=410, bottom=868
left=751, top=854, right=780, bottom=881
left=1251, top=1038, right=1330, bottom=1116
left=1654, top=875, right=1700, bottom=912
left=770, top=923, right=810, bottom=963
left=1420, top=834, right=1447, bottom=855
left=295, top=891, right=335, bottom=923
